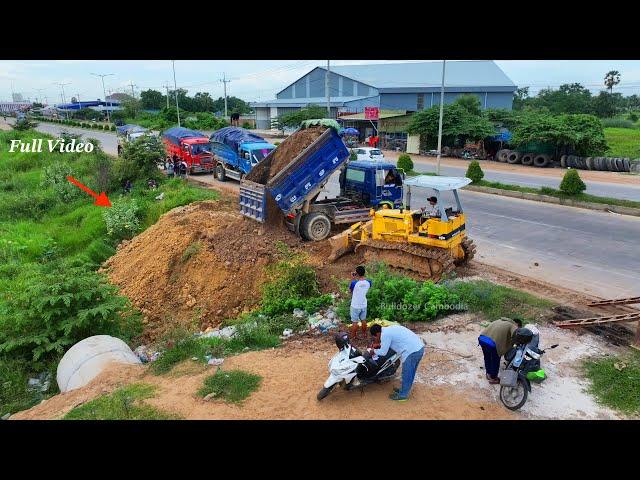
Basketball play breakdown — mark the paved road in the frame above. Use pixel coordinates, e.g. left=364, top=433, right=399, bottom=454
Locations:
left=405, top=157, right=640, bottom=202
left=10, top=120, right=640, bottom=298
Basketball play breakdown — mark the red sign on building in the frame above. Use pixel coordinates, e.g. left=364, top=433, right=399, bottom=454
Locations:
left=364, top=107, right=379, bottom=120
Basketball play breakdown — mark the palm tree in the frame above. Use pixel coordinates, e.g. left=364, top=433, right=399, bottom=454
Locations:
left=604, top=70, right=621, bottom=94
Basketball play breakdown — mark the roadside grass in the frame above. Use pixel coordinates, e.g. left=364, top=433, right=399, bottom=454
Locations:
left=583, top=351, right=640, bottom=416
left=197, top=370, right=262, bottom=404
left=0, top=129, right=219, bottom=416
left=446, top=279, right=555, bottom=324
left=64, top=383, right=181, bottom=420
left=476, top=180, right=640, bottom=210
left=604, top=127, right=640, bottom=159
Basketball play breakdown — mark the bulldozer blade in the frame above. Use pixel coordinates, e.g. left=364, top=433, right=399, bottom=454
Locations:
left=328, top=230, right=355, bottom=262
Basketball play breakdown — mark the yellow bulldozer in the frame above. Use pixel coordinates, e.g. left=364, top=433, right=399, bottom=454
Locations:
left=328, top=175, right=476, bottom=281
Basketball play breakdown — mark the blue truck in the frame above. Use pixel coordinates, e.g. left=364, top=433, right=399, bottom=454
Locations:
left=239, top=126, right=405, bottom=241
left=209, top=127, right=276, bottom=182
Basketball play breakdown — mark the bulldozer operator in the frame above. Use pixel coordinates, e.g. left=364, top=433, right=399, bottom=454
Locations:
left=422, top=196, right=440, bottom=218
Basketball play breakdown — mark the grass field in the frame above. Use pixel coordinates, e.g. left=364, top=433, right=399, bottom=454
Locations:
left=604, top=127, right=640, bottom=159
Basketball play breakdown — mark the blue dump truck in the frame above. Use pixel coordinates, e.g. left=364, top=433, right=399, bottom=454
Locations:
left=209, top=127, right=276, bottom=182
left=239, top=125, right=405, bottom=241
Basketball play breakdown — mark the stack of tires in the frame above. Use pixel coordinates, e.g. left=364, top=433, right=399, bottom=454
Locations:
left=495, top=149, right=552, bottom=168
left=560, top=155, right=631, bottom=172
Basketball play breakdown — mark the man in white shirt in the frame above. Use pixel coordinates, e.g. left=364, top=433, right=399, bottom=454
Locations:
left=349, top=265, right=371, bottom=340
left=423, top=196, right=440, bottom=217
left=369, top=323, right=425, bottom=401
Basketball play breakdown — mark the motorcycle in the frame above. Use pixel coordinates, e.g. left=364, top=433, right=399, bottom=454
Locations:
left=499, top=327, right=559, bottom=410
left=317, top=332, right=401, bottom=401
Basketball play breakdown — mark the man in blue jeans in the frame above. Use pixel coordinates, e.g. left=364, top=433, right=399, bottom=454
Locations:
left=478, top=318, right=521, bottom=384
left=369, top=323, right=425, bottom=402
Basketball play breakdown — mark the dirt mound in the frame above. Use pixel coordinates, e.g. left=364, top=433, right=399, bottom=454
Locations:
left=245, top=126, right=326, bottom=185
left=101, top=197, right=308, bottom=341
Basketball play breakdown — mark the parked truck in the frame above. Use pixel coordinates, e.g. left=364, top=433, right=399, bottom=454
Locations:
left=209, top=126, right=276, bottom=182
left=162, top=127, right=214, bottom=174
left=116, top=124, right=149, bottom=155
left=239, top=126, right=405, bottom=241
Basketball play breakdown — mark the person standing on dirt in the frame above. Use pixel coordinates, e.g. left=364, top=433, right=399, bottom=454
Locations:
left=349, top=265, right=371, bottom=340
left=478, top=318, right=522, bottom=384
left=369, top=323, right=425, bottom=402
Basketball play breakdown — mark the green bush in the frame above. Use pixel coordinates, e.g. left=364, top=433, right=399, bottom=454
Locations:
left=628, top=112, right=639, bottom=123
left=242, top=121, right=252, bottom=129
left=40, top=162, right=82, bottom=203
left=466, top=160, right=484, bottom=183
left=336, top=263, right=462, bottom=322
left=259, top=243, right=332, bottom=316
left=559, top=168, right=586, bottom=195
left=0, top=263, right=141, bottom=362
left=103, top=199, right=140, bottom=240
left=601, top=118, right=636, bottom=129
left=397, top=153, right=414, bottom=172
left=349, top=149, right=357, bottom=161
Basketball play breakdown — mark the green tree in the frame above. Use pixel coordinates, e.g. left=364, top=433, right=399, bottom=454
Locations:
left=113, top=135, right=165, bottom=187
left=278, top=104, right=329, bottom=128
left=512, top=87, right=530, bottom=111
left=593, top=91, right=624, bottom=118
left=140, top=89, right=166, bottom=110
left=559, top=168, right=586, bottom=195
left=604, top=70, right=621, bottom=94
left=121, top=98, right=141, bottom=119
left=193, top=92, right=214, bottom=112
left=212, top=96, right=251, bottom=115
left=454, top=94, right=482, bottom=116
left=465, top=160, right=484, bottom=183
left=407, top=103, right=496, bottom=149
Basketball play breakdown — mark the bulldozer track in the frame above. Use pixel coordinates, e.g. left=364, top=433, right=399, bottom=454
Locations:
left=356, top=240, right=455, bottom=282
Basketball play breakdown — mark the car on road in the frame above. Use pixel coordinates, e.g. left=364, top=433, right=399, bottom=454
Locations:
left=354, top=147, right=385, bottom=161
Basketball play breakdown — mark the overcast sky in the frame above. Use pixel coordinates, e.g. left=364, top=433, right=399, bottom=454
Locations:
left=1, top=60, right=639, bottom=104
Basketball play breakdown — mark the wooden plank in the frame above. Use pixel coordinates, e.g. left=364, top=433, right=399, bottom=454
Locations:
left=586, top=296, right=640, bottom=307
left=554, top=312, right=640, bottom=328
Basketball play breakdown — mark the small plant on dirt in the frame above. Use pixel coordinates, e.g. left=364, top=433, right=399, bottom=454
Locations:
left=466, top=160, right=484, bottom=184
left=559, top=168, right=587, bottom=195
left=583, top=351, right=640, bottom=415
left=397, top=154, right=414, bottom=173
left=103, top=199, right=141, bottom=241
left=197, top=370, right=262, bottom=404
left=64, top=383, right=180, bottom=420
left=259, top=243, right=332, bottom=316
left=181, top=241, right=201, bottom=263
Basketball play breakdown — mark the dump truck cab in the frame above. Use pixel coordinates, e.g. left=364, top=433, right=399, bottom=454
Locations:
left=341, top=160, right=404, bottom=209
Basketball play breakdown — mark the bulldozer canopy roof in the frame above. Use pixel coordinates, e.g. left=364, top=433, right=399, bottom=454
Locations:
left=404, top=176, right=472, bottom=191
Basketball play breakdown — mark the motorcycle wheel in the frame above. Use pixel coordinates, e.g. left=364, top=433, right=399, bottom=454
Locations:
left=499, top=378, right=528, bottom=411
left=317, top=385, right=335, bottom=401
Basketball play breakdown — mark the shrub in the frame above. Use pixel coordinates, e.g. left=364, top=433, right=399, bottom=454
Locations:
left=559, top=168, right=586, bottom=195
left=242, top=121, right=252, bottom=129
left=397, top=153, right=414, bottom=172
left=103, top=199, right=141, bottom=240
left=0, top=263, right=141, bottom=362
left=349, top=149, right=357, bottom=161
left=601, top=118, right=635, bottom=129
left=627, top=113, right=639, bottom=123
left=466, top=160, right=484, bottom=183
left=40, top=162, right=82, bottom=203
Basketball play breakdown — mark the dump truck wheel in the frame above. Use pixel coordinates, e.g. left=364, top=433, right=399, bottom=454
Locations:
left=301, top=213, right=332, bottom=241
left=215, top=164, right=226, bottom=181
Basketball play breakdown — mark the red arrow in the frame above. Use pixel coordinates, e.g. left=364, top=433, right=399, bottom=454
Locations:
left=66, top=176, right=112, bottom=207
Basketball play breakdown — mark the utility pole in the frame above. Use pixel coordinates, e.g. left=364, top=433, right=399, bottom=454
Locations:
left=54, top=82, right=71, bottom=120
left=91, top=73, right=114, bottom=125
left=436, top=60, right=446, bottom=176
left=326, top=60, right=331, bottom=116
left=34, top=88, right=45, bottom=104
left=220, top=72, right=231, bottom=118
left=128, top=81, right=137, bottom=99
left=172, top=60, right=181, bottom=127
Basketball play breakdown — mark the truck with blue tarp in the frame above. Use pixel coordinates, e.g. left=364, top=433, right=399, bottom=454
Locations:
left=162, top=127, right=214, bottom=173
left=239, top=124, right=405, bottom=241
left=209, top=127, right=276, bottom=182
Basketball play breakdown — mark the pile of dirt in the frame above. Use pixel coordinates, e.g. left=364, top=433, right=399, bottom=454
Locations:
left=100, top=198, right=309, bottom=341
left=245, top=126, right=326, bottom=185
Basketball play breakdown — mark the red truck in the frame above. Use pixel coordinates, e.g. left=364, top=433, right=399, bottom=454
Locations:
left=162, top=127, right=214, bottom=173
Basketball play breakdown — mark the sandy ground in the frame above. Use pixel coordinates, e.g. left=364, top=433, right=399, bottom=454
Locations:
left=381, top=150, right=640, bottom=186
left=12, top=311, right=626, bottom=420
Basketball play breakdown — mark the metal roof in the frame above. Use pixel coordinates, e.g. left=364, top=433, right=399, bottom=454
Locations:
left=339, top=110, right=406, bottom=120
left=404, top=176, right=472, bottom=191
left=250, top=96, right=369, bottom=108
left=329, top=61, right=516, bottom=90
